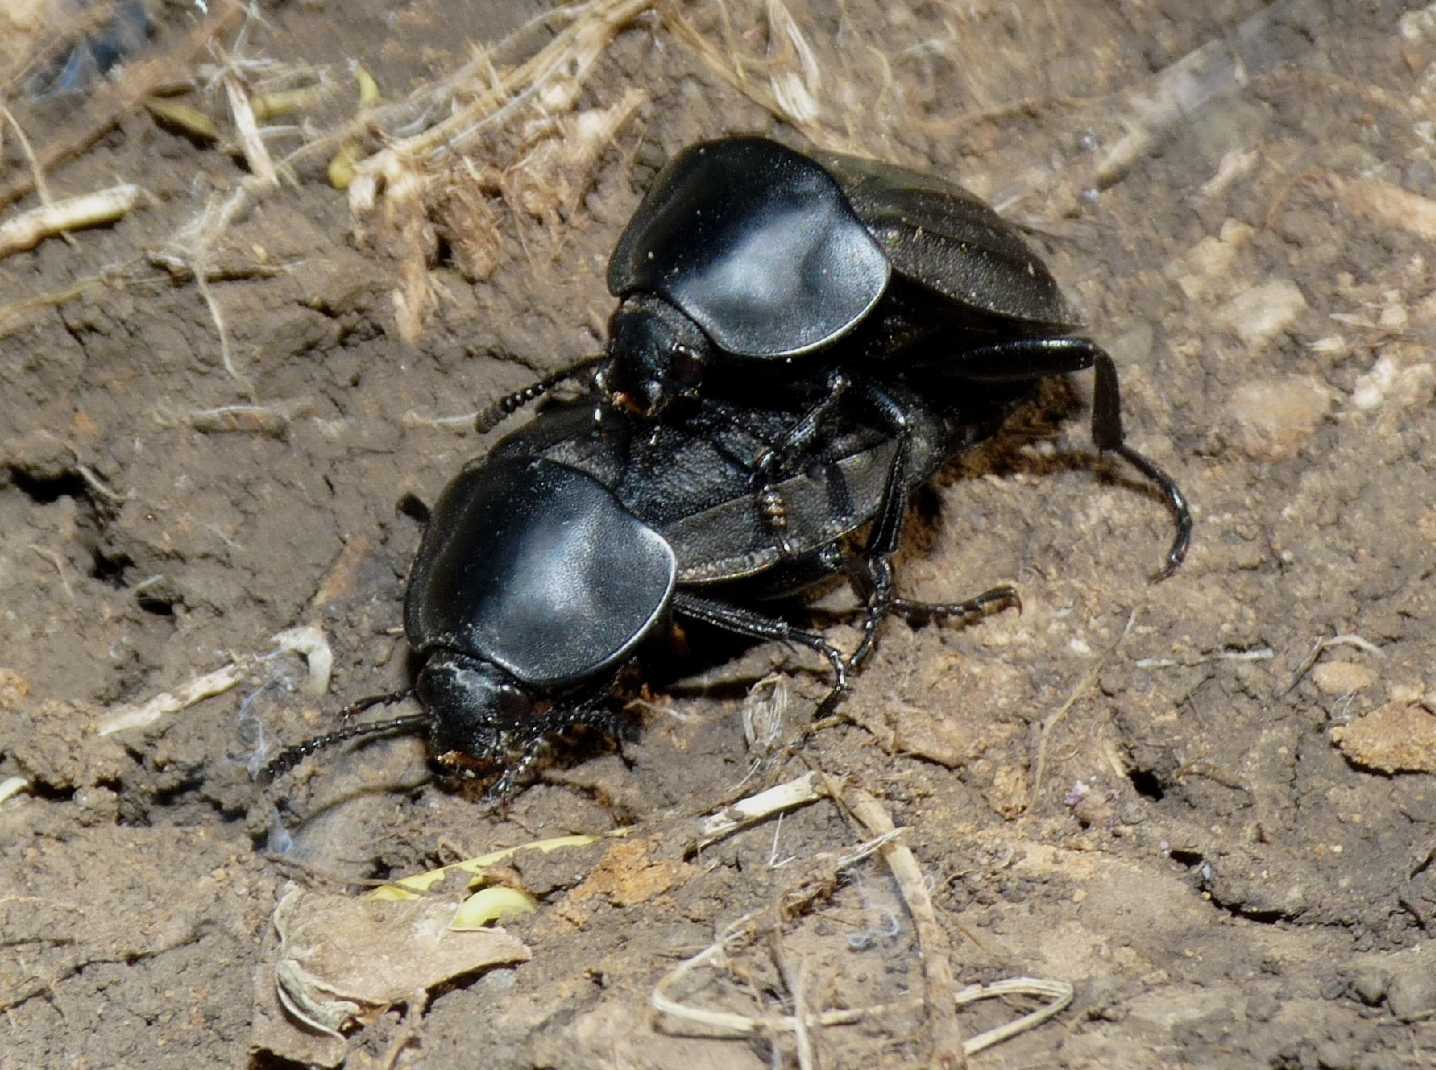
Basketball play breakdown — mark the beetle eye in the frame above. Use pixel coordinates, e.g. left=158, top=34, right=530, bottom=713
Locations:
left=670, top=345, right=704, bottom=390
left=495, top=684, right=534, bottom=724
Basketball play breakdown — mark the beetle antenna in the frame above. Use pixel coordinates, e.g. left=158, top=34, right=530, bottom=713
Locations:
left=262, top=690, right=427, bottom=781
left=334, top=688, right=415, bottom=722
left=474, top=354, right=605, bottom=433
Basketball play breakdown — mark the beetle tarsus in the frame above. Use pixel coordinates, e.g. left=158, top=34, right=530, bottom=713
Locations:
left=336, top=688, right=417, bottom=722
left=891, top=585, right=1022, bottom=624
left=482, top=742, right=546, bottom=803
left=748, top=369, right=856, bottom=557
left=1112, top=443, right=1193, bottom=579
left=1091, top=351, right=1192, bottom=577
left=851, top=555, right=896, bottom=670
left=930, top=338, right=1191, bottom=578
left=756, top=485, right=795, bottom=557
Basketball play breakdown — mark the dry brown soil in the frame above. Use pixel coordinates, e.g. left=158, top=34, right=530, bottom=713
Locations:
left=3, top=1, right=1436, bottom=1067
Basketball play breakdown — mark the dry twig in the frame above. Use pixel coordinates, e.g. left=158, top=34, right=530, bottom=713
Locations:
left=96, top=626, right=331, bottom=736
left=692, top=771, right=827, bottom=852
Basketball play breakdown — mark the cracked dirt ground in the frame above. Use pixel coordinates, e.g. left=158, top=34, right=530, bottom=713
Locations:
left=2, top=1, right=1436, bottom=1067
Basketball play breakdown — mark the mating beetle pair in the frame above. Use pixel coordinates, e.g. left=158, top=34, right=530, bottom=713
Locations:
left=266, top=137, right=1192, bottom=793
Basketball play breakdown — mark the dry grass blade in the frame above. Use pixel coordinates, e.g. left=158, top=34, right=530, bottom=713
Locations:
left=652, top=905, right=1072, bottom=1057
left=223, top=74, right=277, bottom=186
left=955, top=977, right=1075, bottom=1054
left=1, top=104, right=62, bottom=231
left=659, top=0, right=830, bottom=148
left=331, top=0, right=655, bottom=345
left=0, top=267, right=137, bottom=337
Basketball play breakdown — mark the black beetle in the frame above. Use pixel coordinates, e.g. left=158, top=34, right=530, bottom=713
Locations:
left=265, top=382, right=1029, bottom=795
left=477, top=136, right=1190, bottom=576
left=600, top=136, right=1067, bottom=415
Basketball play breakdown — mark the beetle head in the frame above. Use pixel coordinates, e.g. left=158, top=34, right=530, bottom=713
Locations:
left=603, top=294, right=709, bottom=417
left=415, top=651, right=537, bottom=766
left=260, top=653, right=542, bottom=784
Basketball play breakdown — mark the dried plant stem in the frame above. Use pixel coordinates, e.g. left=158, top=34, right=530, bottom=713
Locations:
left=1, top=105, right=64, bottom=240
left=1029, top=609, right=1137, bottom=810
left=97, top=663, right=246, bottom=736
left=96, top=627, right=331, bottom=736
left=693, top=771, right=827, bottom=851
left=224, top=75, right=278, bottom=186
left=838, top=781, right=966, bottom=1067
left=0, top=184, right=141, bottom=259
left=657, top=775, right=1073, bottom=1057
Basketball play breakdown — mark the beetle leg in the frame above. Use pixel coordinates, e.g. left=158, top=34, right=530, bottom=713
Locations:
left=945, top=336, right=1192, bottom=578
left=485, top=740, right=547, bottom=802
left=871, top=586, right=1022, bottom=664
left=850, top=554, right=896, bottom=669
left=751, top=368, right=853, bottom=481
left=842, top=380, right=916, bottom=665
left=473, top=354, right=605, bottom=433
left=840, top=381, right=1022, bottom=667
left=566, top=691, right=631, bottom=743
left=890, top=586, right=1021, bottom=625
left=749, top=368, right=852, bottom=558
left=847, top=559, right=1021, bottom=670
left=946, top=335, right=1098, bottom=381
left=479, top=692, right=627, bottom=801
left=856, top=381, right=914, bottom=559
left=672, top=591, right=850, bottom=716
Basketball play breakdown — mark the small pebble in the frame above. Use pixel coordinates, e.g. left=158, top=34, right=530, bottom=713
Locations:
left=1347, top=965, right=1388, bottom=1006
left=1224, top=375, right=1332, bottom=461
left=1219, top=278, right=1308, bottom=348
left=1311, top=662, right=1376, bottom=696
left=1386, top=955, right=1436, bottom=1022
